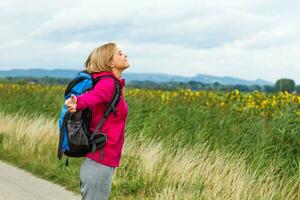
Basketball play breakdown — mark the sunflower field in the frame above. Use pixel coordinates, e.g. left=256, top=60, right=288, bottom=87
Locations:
left=0, top=82, right=299, bottom=199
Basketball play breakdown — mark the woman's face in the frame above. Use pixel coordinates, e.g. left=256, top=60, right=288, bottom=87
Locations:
left=111, top=48, right=129, bottom=70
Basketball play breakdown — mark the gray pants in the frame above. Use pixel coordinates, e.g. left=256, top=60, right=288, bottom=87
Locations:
left=80, top=158, right=115, bottom=200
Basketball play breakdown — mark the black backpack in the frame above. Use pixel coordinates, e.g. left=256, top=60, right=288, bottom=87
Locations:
left=57, top=71, right=121, bottom=164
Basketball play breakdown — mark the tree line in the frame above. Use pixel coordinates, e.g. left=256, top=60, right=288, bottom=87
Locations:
left=127, top=78, right=300, bottom=94
left=0, top=76, right=299, bottom=94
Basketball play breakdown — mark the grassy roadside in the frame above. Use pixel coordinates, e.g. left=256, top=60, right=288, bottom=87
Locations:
left=0, top=84, right=299, bottom=179
left=0, top=112, right=299, bottom=199
left=0, top=83, right=299, bottom=199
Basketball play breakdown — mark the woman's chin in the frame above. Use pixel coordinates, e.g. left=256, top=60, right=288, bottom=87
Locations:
left=124, top=63, right=130, bottom=68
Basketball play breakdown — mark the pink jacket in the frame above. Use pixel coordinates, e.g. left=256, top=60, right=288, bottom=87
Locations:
left=76, top=71, right=128, bottom=167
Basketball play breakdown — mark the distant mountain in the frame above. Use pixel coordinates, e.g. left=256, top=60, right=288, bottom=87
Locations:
left=0, top=69, right=77, bottom=78
left=190, top=74, right=272, bottom=86
left=123, top=73, right=190, bottom=83
left=0, top=69, right=273, bottom=86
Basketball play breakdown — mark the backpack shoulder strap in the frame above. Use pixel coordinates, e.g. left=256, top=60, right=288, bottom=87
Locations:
left=92, top=75, right=121, bottom=112
left=90, top=75, right=122, bottom=137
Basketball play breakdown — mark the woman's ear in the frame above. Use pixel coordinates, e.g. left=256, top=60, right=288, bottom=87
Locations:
left=109, top=55, right=116, bottom=69
left=109, top=61, right=115, bottom=69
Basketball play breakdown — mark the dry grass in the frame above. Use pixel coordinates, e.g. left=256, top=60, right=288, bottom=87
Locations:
left=0, top=112, right=299, bottom=200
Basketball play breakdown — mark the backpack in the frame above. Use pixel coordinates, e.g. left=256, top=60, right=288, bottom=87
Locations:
left=57, top=71, right=121, bottom=164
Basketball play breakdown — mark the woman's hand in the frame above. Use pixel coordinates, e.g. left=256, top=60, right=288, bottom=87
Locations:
left=65, top=94, right=77, bottom=113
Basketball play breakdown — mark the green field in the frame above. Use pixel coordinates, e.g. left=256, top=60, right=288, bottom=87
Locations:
left=0, top=83, right=299, bottom=199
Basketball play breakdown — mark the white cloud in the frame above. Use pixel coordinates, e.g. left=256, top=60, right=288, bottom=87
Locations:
left=0, top=0, right=300, bottom=83
left=122, top=42, right=300, bottom=83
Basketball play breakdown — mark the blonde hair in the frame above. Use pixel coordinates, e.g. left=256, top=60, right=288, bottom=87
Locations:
left=85, top=43, right=117, bottom=73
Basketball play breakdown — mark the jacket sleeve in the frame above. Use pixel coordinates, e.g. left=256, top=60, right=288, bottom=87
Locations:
left=76, top=78, right=115, bottom=110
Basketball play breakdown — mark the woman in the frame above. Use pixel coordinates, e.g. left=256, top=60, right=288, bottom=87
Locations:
left=65, top=43, right=129, bottom=200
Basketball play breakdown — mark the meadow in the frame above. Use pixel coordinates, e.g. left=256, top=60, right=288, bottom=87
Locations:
left=0, top=83, right=299, bottom=199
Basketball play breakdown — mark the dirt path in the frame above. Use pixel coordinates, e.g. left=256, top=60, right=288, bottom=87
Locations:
left=0, top=160, right=80, bottom=200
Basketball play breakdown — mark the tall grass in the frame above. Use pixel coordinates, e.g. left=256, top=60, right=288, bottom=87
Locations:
left=0, top=112, right=299, bottom=199
left=126, top=96, right=300, bottom=178
left=0, top=83, right=299, bottom=199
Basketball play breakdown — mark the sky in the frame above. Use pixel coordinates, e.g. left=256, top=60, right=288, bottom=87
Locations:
left=0, top=0, right=300, bottom=83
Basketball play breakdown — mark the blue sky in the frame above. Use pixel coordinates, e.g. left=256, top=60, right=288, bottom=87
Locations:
left=0, top=0, right=300, bottom=83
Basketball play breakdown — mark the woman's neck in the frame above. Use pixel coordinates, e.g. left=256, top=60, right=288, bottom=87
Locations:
left=112, top=69, right=123, bottom=79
